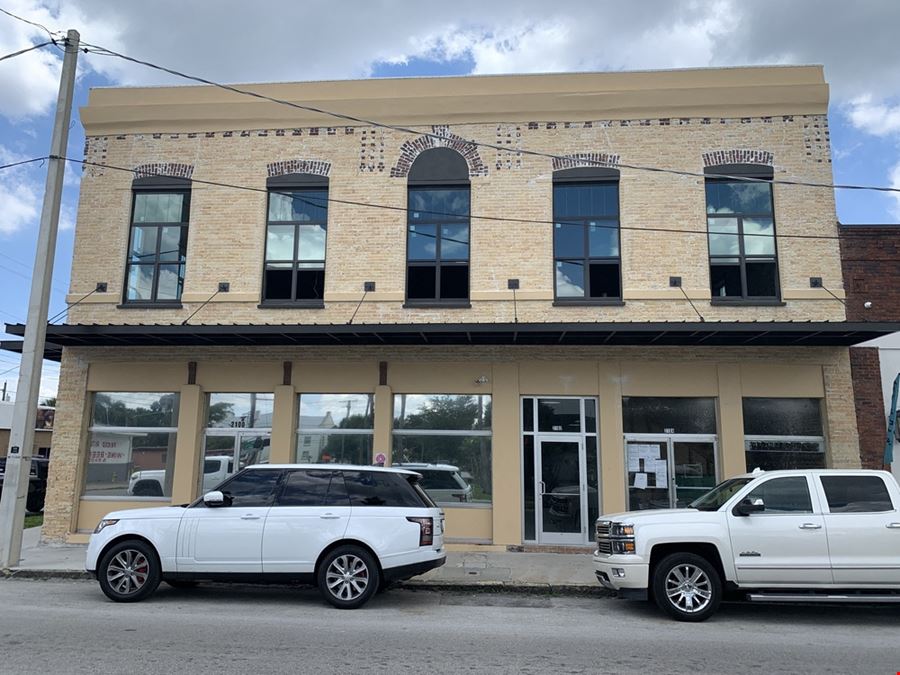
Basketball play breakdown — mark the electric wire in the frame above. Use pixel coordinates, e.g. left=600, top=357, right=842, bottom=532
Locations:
left=76, top=41, right=900, bottom=195
left=63, top=155, right=881, bottom=243
left=0, top=40, right=54, bottom=63
left=0, top=7, right=61, bottom=39
left=0, top=156, right=48, bottom=172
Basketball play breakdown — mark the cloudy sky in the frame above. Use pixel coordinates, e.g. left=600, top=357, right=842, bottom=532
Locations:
left=1, top=0, right=899, bottom=400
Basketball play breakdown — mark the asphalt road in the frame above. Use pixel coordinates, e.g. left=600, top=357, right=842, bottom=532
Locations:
left=1, top=579, right=898, bottom=675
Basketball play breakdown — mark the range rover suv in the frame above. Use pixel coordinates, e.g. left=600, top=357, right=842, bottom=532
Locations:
left=86, top=464, right=446, bottom=609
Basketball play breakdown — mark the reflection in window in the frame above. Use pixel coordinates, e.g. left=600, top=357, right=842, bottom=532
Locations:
left=743, top=397, right=825, bottom=471
left=406, top=148, right=471, bottom=304
left=125, top=180, right=190, bottom=303
left=745, top=476, right=813, bottom=513
left=201, top=393, right=273, bottom=495
left=296, top=394, right=374, bottom=465
left=84, top=392, right=180, bottom=498
left=622, top=397, right=717, bottom=435
left=705, top=165, right=779, bottom=300
left=553, top=169, right=621, bottom=301
left=263, top=177, right=328, bottom=303
left=393, top=394, right=492, bottom=505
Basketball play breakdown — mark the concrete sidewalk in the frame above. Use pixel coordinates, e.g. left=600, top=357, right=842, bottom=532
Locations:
left=3, top=527, right=607, bottom=595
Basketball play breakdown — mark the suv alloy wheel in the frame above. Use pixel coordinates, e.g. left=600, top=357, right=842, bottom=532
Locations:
left=652, top=552, right=722, bottom=622
left=97, top=539, right=162, bottom=603
left=317, top=545, right=380, bottom=609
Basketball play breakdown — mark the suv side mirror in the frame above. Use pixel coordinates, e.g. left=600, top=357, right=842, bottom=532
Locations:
left=733, top=497, right=765, bottom=517
left=203, top=490, right=225, bottom=507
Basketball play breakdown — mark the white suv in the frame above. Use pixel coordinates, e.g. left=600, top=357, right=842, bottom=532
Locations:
left=86, top=464, right=446, bottom=609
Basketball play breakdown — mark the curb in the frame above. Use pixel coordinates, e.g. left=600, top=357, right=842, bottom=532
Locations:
left=0, top=568, right=612, bottom=596
left=1, top=568, right=93, bottom=580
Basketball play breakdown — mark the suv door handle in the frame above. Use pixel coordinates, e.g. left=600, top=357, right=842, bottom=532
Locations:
left=799, top=523, right=822, bottom=530
left=887, top=523, right=900, bottom=529
left=241, top=514, right=261, bottom=520
left=320, top=514, right=341, bottom=520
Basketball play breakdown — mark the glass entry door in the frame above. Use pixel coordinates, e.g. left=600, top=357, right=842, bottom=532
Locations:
left=537, top=437, right=587, bottom=545
left=201, top=431, right=271, bottom=495
left=625, top=435, right=717, bottom=510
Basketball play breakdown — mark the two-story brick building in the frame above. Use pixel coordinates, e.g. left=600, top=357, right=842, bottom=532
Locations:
left=4, top=65, right=898, bottom=547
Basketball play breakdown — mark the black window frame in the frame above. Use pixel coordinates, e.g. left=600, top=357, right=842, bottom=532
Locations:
left=704, top=164, right=782, bottom=305
left=405, top=148, right=471, bottom=308
left=260, top=173, right=329, bottom=308
left=551, top=167, right=623, bottom=305
left=211, top=468, right=284, bottom=508
left=122, top=176, right=191, bottom=307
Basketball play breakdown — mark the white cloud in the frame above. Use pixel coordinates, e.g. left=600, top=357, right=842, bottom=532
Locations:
left=846, top=95, right=900, bottom=137
left=0, top=145, right=40, bottom=233
left=888, top=162, right=900, bottom=220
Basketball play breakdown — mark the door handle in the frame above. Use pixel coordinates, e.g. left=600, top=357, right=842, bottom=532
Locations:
left=539, top=481, right=547, bottom=495
left=320, top=514, right=341, bottom=520
left=799, top=523, right=822, bottom=530
left=887, top=523, right=900, bottom=529
left=241, top=514, right=261, bottom=520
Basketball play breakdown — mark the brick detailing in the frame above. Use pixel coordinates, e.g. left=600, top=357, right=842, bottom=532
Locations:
left=702, top=149, right=774, bottom=167
left=266, top=159, right=331, bottom=178
left=552, top=152, right=620, bottom=172
left=495, top=124, right=523, bottom=171
left=850, top=348, right=887, bottom=469
left=803, top=115, right=831, bottom=164
left=134, top=162, right=194, bottom=180
left=359, top=128, right=385, bottom=173
left=839, top=225, right=900, bottom=321
left=390, top=125, right=488, bottom=178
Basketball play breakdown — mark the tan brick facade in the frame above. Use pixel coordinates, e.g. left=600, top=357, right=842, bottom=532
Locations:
left=33, top=66, right=868, bottom=545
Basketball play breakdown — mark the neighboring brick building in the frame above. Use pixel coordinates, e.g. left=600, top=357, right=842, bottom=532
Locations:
left=839, top=224, right=900, bottom=472
left=4, top=66, right=899, bottom=546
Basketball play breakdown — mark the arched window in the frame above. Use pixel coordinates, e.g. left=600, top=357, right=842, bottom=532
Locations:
left=552, top=166, right=622, bottom=302
left=262, top=173, right=328, bottom=305
left=124, top=176, right=191, bottom=304
left=705, top=164, right=780, bottom=301
left=405, top=148, right=471, bottom=305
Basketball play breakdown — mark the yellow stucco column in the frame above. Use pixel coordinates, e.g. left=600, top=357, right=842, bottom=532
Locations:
left=373, top=384, right=393, bottom=464
left=717, top=363, right=746, bottom=478
left=171, top=384, right=203, bottom=503
left=490, top=362, right=520, bottom=546
left=270, top=385, right=297, bottom=464
left=598, top=361, right=625, bottom=515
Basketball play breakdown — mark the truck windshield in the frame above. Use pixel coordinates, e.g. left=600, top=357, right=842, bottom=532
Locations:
left=689, top=477, right=754, bottom=511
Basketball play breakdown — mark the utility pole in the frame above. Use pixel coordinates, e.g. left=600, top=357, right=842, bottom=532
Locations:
left=0, top=30, right=79, bottom=568
left=1, top=381, right=6, bottom=402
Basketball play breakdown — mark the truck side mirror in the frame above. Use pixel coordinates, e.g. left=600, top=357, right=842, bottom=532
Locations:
left=203, top=490, right=225, bottom=507
left=733, top=497, right=765, bottom=517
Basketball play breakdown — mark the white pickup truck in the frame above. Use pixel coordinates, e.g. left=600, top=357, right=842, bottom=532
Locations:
left=128, top=456, right=234, bottom=497
left=593, top=469, right=900, bottom=621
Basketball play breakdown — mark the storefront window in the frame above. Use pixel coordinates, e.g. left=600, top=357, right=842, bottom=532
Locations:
left=201, top=393, right=273, bottom=494
left=743, top=398, right=825, bottom=471
left=296, top=394, right=374, bottom=465
left=393, top=394, right=492, bottom=506
left=84, top=392, right=179, bottom=498
left=622, top=397, right=717, bottom=435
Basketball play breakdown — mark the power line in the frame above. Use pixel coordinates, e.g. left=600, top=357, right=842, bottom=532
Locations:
left=0, top=40, right=53, bottom=63
left=64, top=155, right=879, bottom=243
left=0, top=262, right=68, bottom=297
left=0, top=156, right=48, bottom=172
left=0, top=7, right=61, bottom=39
left=76, top=41, right=900, bottom=195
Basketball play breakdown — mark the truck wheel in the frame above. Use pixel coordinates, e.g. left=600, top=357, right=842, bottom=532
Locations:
left=652, top=552, right=722, bottom=622
left=97, top=540, right=161, bottom=603
left=317, top=545, right=380, bottom=610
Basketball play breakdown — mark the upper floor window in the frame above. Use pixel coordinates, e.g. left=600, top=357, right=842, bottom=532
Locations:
left=406, top=148, right=470, bottom=305
left=125, top=176, right=190, bottom=304
left=552, top=167, right=621, bottom=303
left=705, top=164, right=779, bottom=302
left=263, top=173, right=328, bottom=305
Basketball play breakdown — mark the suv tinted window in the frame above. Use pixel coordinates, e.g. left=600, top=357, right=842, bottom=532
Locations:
left=746, top=476, right=813, bottom=513
left=343, top=471, right=428, bottom=508
left=821, top=476, right=894, bottom=513
left=218, top=469, right=281, bottom=507
left=279, top=470, right=351, bottom=507
left=420, top=471, right=464, bottom=490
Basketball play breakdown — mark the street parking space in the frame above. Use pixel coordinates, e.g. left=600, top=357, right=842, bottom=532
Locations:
left=1, top=579, right=898, bottom=674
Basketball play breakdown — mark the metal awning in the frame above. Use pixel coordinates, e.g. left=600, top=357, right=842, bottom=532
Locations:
left=3, top=321, right=898, bottom=361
